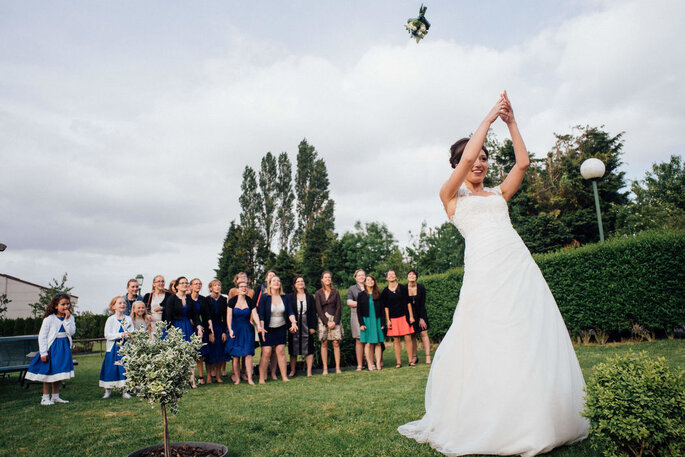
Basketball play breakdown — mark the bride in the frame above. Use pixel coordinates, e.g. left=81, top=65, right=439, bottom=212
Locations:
left=398, top=92, right=589, bottom=456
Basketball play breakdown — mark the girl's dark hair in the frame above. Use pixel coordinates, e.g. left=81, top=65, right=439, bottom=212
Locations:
left=44, top=293, right=70, bottom=318
left=408, top=269, right=419, bottom=279
left=449, top=138, right=489, bottom=168
left=366, top=275, right=381, bottom=300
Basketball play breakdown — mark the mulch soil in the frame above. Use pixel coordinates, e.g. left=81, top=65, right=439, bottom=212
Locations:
left=137, top=444, right=224, bottom=457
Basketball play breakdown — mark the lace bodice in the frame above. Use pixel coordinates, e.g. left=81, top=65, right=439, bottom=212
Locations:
left=449, top=185, right=515, bottom=240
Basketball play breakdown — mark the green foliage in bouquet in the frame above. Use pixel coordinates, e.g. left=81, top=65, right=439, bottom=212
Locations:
left=405, top=4, right=431, bottom=43
left=118, top=322, right=203, bottom=457
left=582, top=350, right=685, bottom=457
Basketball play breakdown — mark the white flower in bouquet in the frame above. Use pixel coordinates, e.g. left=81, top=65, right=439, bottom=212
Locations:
left=405, top=4, right=431, bottom=43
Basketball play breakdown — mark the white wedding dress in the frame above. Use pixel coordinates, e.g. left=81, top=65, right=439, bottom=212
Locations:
left=398, top=185, right=588, bottom=456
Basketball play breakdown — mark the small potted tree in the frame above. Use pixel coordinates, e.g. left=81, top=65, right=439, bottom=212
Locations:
left=119, top=322, right=228, bottom=457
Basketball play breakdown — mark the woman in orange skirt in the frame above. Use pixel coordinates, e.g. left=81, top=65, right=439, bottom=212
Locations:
left=381, top=269, right=415, bottom=368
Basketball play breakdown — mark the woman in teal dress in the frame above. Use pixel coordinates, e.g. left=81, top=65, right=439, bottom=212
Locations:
left=356, top=275, right=385, bottom=370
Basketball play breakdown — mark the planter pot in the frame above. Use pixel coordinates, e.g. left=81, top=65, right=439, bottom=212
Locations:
left=128, top=441, right=228, bottom=457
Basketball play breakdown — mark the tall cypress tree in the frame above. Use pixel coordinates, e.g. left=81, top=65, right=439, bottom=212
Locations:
left=239, top=166, right=265, bottom=281
left=258, top=152, right=278, bottom=255
left=276, top=152, right=295, bottom=252
left=215, top=220, right=247, bottom=290
left=294, top=139, right=336, bottom=285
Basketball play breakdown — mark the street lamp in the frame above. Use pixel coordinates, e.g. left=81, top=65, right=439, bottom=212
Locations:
left=580, top=158, right=606, bottom=242
left=135, top=274, right=144, bottom=290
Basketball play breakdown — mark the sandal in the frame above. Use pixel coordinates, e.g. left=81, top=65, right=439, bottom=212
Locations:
left=368, top=365, right=376, bottom=371
left=395, top=363, right=402, bottom=369
left=198, top=379, right=205, bottom=385
left=356, top=365, right=363, bottom=371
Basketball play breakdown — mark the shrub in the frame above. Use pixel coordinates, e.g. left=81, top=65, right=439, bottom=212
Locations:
left=582, top=350, right=685, bottom=457
left=118, top=322, right=203, bottom=456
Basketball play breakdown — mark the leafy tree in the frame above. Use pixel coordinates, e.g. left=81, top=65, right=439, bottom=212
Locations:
left=338, top=221, right=402, bottom=281
left=616, top=154, right=685, bottom=234
left=266, top=249, right=298, bottom=294
left=0, top=293, right=10, bottom=319
left=258, top=152, right=278, bottom=254
left=406, top=221, right=465, bottom=275
left=215, top=220, right=250, bottom=290
left=275, top=152, right=295, bottom=252
left=29, top=273, right=73, bottom=317
left=539, top=126, right=629, bottom=244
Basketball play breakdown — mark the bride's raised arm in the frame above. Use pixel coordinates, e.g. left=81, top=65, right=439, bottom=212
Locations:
left=497, top=91, right=530, bottom=201
left=440, top=96, right=505, bottom=216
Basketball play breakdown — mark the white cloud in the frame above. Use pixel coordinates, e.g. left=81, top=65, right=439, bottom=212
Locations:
left=1, top=0, right=682, bottom=312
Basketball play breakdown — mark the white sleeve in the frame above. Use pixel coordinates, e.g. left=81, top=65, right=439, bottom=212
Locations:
left=104, top=317, right=123, bottom=341
left=38, top=316, right=51, bottom=357
left=64, top=315, right=76, bottom=337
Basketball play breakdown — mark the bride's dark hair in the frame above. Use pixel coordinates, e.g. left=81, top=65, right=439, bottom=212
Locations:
left=449, top=138, right=489, bottom=168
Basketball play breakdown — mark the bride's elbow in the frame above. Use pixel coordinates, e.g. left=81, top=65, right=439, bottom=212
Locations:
left=515, top=160, right=530, bottom=171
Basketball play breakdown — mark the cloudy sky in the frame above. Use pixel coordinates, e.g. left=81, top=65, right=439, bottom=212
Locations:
left=1, top=0, right=683, bottom=313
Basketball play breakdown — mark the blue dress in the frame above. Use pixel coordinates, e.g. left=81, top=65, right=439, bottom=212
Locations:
left=190, top=296, right=209, bottom=356
left=172, top=303, right=194, bottom=342
left=225, top=307, right=255, bottom=357
left=26, top=317, right=74, bottom=383
left=99, top=320, right=127, bottom=388
left=206, top=296, right=226, bottom=364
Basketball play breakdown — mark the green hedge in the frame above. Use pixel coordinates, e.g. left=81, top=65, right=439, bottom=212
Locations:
left=0, top=312, right=109, bottom=340
left=420, top=230, right=685, bottom=341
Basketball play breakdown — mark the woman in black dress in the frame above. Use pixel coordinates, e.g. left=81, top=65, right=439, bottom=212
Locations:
left=288, top=276, right=317, bottom=377
left=407, top=269, right=431, bottom=365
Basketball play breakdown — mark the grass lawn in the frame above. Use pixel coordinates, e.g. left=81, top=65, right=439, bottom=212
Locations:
left=1, top=339, right=683, bottom=457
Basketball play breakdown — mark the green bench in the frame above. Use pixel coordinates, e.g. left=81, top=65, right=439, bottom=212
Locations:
left=0, top=335, right=78, bottom=389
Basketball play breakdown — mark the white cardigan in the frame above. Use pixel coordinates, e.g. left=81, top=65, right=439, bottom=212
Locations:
left=104, top=315, right=134, bottom=352
left=38, top=314, right=76, bottom=357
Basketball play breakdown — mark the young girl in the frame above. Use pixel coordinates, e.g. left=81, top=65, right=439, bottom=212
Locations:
left=131, top=300, right=152, bottom=337
left=100, top=296, right=134, bottom=398
left=25, top=294, right=76, bottom=405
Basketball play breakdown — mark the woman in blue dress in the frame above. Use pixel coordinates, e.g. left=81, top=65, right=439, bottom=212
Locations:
left=163, top=276, right=204, bottom=388
left=26, top=294, right=76, bottom=405
left=188, top=278, right=211, bottom=384
left=99, top=296, right=134, bottom=398
left=225, top=279, right=261, bottom=385
left=206, top=279, right=227, bottom=383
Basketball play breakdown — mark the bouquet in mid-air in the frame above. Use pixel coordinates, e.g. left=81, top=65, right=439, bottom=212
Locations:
left=405, top=4, right=431, bottom=43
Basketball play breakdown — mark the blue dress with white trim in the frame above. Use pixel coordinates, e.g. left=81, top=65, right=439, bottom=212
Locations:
left=26, top=317, right=74, bottom=383
left=99, top=320, right=127, bottom=388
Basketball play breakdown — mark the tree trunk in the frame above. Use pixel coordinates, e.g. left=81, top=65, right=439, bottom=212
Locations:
left=161, top=404, right=170, bottom=457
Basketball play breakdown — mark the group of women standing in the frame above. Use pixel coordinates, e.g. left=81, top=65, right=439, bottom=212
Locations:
left=96, top=268, right=431, bottom=395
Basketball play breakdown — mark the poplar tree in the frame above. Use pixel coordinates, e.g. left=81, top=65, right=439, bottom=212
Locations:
left=275, top=152, right=295, bottom=252
left=258, top=152, right=278, bottom=254
left=238, top=166, right=265, bottom=281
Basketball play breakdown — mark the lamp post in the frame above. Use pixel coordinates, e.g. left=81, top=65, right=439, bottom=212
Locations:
left=580, top=158, right=606, bottom=243
left=135, top=274, right=144, bottom=291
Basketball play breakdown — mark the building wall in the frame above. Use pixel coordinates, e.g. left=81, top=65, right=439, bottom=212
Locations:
left=0, top=275, right=79, bottom=319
